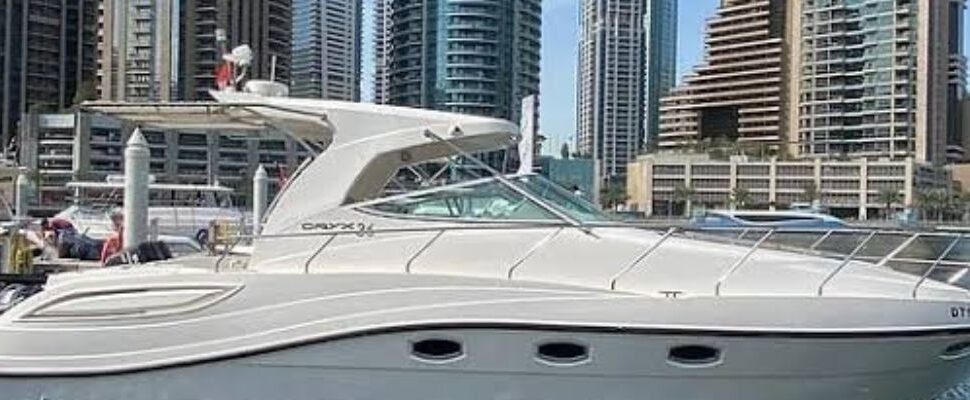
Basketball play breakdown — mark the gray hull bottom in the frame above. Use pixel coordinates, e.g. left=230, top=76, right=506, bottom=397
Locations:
left=4, top=329, right=970, bottom=400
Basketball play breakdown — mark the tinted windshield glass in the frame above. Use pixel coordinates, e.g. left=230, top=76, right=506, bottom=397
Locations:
left=364, top=175, right=608, bottom=222
left=511, top=175, right=607, bottom=222
left=365, top=179, right=556, bottom=220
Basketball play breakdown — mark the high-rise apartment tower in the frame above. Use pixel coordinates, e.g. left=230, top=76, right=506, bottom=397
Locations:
left=291, top=0, right=362, bottom=101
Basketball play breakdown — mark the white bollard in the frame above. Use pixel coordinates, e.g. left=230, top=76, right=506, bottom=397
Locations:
left=14, top=168, right=28, bottom=220
left=123, top=128, right=150, bottom=249
left=252, top=165, right=268, bottom=236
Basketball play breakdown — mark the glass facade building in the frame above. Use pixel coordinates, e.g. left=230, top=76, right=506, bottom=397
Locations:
left=578, top=0, right=677, bottom=183
left=793, top=0, right=966, bottom=164
left=0, top=0, right=98, bottom=149
left=644, top=0, right=678, bottom=149
left=385, top=0, right=541, bottom=122
left=291, top=0, right=362, bottom=101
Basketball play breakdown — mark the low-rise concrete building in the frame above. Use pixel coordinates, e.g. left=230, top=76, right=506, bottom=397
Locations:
left=18, top=112, right=309, bottom=215
left=627, top=153, right=951, bottom=220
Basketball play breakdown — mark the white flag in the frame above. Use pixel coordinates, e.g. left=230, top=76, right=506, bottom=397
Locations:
left=517, top=95, right=537, bottom=174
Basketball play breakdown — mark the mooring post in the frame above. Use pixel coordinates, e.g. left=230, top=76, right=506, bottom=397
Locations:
left=252, top=164, right=268, bottom=236
left=123, top=128, right=150, bottom=249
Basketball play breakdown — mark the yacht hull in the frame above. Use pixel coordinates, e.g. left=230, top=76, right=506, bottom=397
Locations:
left=4, top=328, right=970, bottom=400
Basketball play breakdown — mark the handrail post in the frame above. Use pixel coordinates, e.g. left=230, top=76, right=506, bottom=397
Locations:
left=304, top=234, right=338, bottom=274
left=876, top=232, right=921, bottom=267
left=715, top=229, right=774, bottom=296
left=610, top=227, right=677, bottom=290
left=912, top=234, right=963, bottom=298
left=406, top=229, right=446, bottom=273
left=817, top=230, right=878, bottom=296
left=808, top=229, right=834, bottom=251
left=733, top=228, right=750, bottom=245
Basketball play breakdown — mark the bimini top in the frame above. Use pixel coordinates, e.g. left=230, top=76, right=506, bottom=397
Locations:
left=82, top=90, right=520, bottom=234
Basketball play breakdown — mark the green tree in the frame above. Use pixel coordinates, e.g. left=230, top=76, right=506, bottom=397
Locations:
left=731, top=187, right=752, bottom=210
left=876, top=188, right=901, bottom=220
left=600, top=182, right=627, bottom=212
left=672, top=183, right=696, bottom=217
left=958, top=191, right=970, bottom=223
left=916, top=189, right=951, bottom=222
left=560, top=143, right=570, bottom=159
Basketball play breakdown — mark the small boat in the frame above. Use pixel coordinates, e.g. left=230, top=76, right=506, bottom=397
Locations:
left=690, top=210, right=848, bottom=230
left=54, top=177, right=244, bottom=241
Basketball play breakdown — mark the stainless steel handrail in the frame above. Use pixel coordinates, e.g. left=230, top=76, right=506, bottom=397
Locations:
left=610, top=227, right=677, bottom=290
left=405, top=230, right=446, bottom=273
left=214, top=235, right=246, bottom=272
left=876, top=233, right=922, bottom=267
left=303, top=235, right=338, bottom=274
left=808, top=230, right=834, bottom=250
left=912, top=234, right=963, bottom=298
left=715, top=229, right=774, bottom=296
left=816, top=231, right=878, bottom=296
left=507, top=228, right=564, bottom=279
left=219, top=223, right=970, bottom=294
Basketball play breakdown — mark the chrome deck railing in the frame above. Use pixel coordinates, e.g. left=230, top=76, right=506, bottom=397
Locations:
left=218, top=222, right=970, bottom=298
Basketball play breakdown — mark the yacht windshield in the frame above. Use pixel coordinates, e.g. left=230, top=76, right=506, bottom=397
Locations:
left=363, top=174, right=608, bottom=223
left=510, top=174, right=606, bottom=222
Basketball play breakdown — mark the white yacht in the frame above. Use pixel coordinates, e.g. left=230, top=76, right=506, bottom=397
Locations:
left=54, top=178, right=244, bottom=241
left=1, top=87, right=970, bottom=400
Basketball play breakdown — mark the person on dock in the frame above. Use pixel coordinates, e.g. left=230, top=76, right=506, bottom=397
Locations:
left=100, top=212, right=124, bottom=265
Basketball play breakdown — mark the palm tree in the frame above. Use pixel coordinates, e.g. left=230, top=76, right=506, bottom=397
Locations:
left=915, top=190, right=934, bottom=222
left=672, top=183, right=696, bottom=217
left=600, top=182, right=627, bottom=212
left=916, top=189, right=951, bottom=222
left=875, top=188, right=901, bottom=220
left=731, top=187, right=752, bottom=210
left=958, top=191, right=970, bottom=223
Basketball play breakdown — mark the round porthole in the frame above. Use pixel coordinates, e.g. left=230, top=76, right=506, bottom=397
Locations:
left=668, top=345, right=722, bottom=367
left=536, top=341, right=589, bottom=365
left=941, top=341, right=970, bottom=360
left=411, top=338, right=463, bottom=362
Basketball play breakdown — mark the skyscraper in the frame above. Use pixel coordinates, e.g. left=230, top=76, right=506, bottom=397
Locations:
left=385, top=0, right=541, bottom=122
left=790, top=0, right=967, bottom=164
left=373, top=0, right=392, bottom=104
left=179, top=0, right=292, bottom=101
left=658, top=0, right=787, bottom=151
left=98, top=0, right=178, bottom=101
left=644, top=0, right=677, bottom=149
left=0, top=0, right=98, bottom=149
left=291, top=0, right=362, bottom=101
left=577, top=0, right=677, bottom=183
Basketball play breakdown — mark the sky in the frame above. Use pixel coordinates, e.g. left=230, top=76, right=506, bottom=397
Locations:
left=539, top=0, right=720, bottom=155
left=363, top=1, right=970, bottom=156
left=538, top=0, right=970, bottom=156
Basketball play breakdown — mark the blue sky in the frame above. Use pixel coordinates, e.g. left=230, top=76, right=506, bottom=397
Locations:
left=539, top=0, right=720, bottom=155
left=539, top=0, right=970, bottom=156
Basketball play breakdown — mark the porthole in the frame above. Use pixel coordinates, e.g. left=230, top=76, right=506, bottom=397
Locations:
left=668, top=345, right=722, bottom=367
left=536, top=341, right=589, bottom=365
left=411, top=338, right=463, bottom=362
left=941, top=341, right=970, bottom=360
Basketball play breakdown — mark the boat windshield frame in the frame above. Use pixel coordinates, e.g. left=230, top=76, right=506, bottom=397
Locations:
left=353, top=173, right=609, bottom=224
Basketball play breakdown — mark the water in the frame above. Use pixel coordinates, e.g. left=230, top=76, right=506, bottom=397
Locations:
left=940, top=382, right=970, bottom=399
